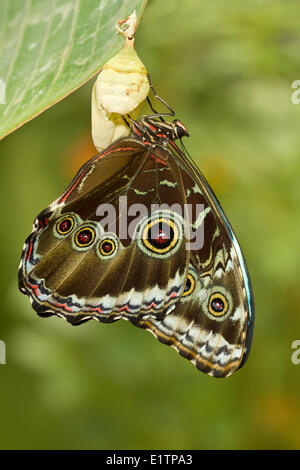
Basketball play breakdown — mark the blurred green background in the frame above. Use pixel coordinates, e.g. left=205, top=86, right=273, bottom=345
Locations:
left=1, top=0, right=300, bottom=450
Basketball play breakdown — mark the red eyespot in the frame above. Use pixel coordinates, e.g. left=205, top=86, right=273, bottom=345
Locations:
left=59, top=220, right=72, bottom=232
left=98, top=238, right=118, bottom=258
left=102, top=242, right=112, bottom=252
left=78, top=231, right=92, bottom=244
left=138, top=212, right=183, bottom=258
left=153, top=229, right=170, bottom=245
left=74, top=226, right=96, bottom=248
left=148, top=222, right=174, bottom=250
left=55, top=216, right=75, bottom=236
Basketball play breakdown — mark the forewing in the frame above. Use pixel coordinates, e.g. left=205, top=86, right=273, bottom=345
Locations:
left=19, top=139, right=190, bottom=324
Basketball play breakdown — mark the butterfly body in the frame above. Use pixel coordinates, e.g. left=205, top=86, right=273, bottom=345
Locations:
left=19, top=116, right=254, bottom=377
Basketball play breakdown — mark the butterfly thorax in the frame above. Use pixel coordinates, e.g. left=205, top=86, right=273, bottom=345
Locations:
left=130, top=117, right=189, bottom=146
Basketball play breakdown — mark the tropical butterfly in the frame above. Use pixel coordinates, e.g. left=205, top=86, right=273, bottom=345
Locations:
left=18, top=98, right=254, bottom=378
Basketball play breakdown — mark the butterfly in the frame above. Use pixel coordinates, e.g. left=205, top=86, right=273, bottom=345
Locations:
left=18, top=109, right=254, bottom=378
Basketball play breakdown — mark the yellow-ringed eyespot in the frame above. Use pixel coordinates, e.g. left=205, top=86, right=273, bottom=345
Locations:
left=182, top=273, right=196, bottom=297
left=137, top=211, right=184, bottom=258
left=206, top=290, right=232, bottom=322
left=209, top=293, right=228, bottom=316
left=97, top=236, right=118, bottom=259
left=54, top=215, right=78, bottom=238
left=143, top=217, right=178, bottom=253
left=73, top=224, right=97, bottom=251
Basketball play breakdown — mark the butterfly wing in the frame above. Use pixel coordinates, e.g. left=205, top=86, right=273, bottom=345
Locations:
left=19, top=139, right=190, bottom=324
left=19, top=127, right=254, bottom=376
left=131, top=141, right=254, bottom=377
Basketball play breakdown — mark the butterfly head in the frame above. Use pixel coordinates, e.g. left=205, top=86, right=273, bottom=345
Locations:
left=173, top=119, right=190, bottom=139
left=134, top=117, right=190, bottom=144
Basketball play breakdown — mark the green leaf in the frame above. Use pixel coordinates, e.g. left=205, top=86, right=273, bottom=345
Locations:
left=0, top=0, right=147, bottom=140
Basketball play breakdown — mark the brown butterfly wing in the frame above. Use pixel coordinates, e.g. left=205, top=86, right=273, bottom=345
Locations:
left=19, top=139, right=190, bottom=324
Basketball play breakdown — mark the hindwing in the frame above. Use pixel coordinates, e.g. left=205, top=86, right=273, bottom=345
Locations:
left=131, top=140, right=254, bottom=376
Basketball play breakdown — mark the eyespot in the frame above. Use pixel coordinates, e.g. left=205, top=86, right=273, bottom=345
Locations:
left=182, top=273, right=196, bottom=297
left=54, top=215, right=78, bottom=238
left=97, top=234, right=118, bottom=259
left=208, top=293, right=228, bottom=316
left=73, top=224, right=97, bottom=251
left=137, top=211, right=184, bottom=259
left=204, top=288, right=232, bottom=321
left=142, top=217, right=177, bottom=253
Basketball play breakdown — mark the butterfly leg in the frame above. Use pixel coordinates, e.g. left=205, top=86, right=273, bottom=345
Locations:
left=123, top=115, right=146, bottom=136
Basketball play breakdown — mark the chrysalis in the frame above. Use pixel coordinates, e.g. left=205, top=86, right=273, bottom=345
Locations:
left=92, top=11, right=150, bottom=151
